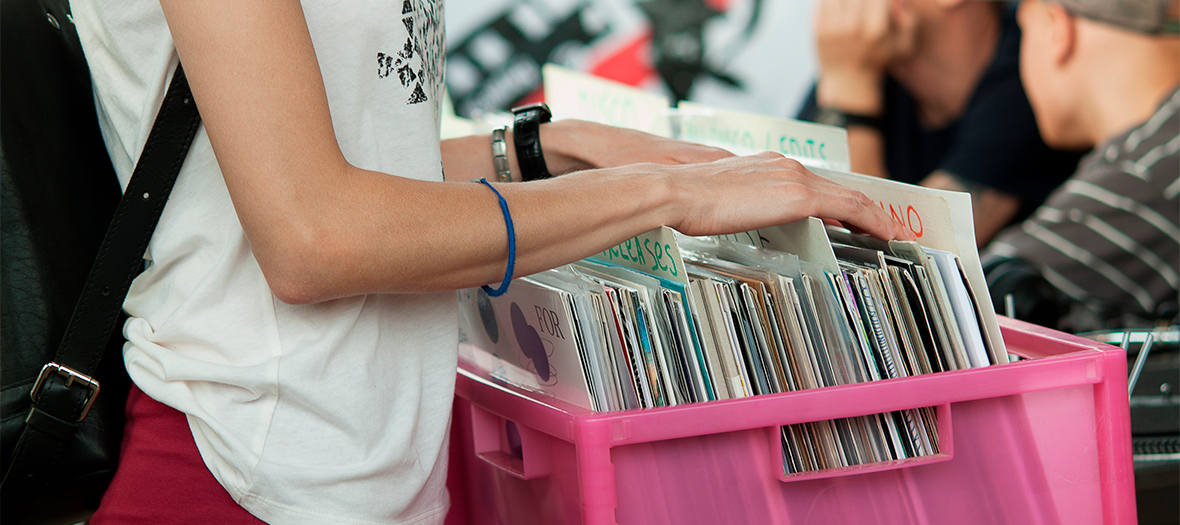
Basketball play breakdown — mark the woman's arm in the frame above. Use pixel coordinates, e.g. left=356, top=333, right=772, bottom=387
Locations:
left=161, top=0, right=909, bottom=304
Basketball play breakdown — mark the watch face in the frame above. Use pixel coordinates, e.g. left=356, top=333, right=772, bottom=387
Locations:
left=814, top=107, right=845, bottom=128
left=512, top=102, right=552, bottom=121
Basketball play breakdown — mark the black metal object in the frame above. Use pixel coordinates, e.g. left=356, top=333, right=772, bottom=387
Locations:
left=1, top=0, right=201, bottom=521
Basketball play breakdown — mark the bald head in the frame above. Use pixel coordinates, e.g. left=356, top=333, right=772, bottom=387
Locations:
left=1017, top=0, right=1180, bottom=149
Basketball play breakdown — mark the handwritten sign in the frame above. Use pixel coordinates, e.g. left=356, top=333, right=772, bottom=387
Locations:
left=596, top=227, right=688, bottom=285
left=811, top=167, right=959, bottom=249
left=674, top=102, right=851, bottom=171
left=542, top=64, right=672, bottom=137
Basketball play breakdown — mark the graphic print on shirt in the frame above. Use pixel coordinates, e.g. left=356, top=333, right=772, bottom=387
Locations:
left=377, top=0, right=444, bottom=105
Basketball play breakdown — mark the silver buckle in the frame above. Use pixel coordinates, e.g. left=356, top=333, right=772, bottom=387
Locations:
left=30, top=363, right=101, bottom=422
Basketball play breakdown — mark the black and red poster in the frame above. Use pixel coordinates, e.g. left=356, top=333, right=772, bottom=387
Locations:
left=444, top=0, right=817, bottom=119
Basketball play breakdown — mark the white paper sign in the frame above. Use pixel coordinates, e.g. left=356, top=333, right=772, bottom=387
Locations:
left=542, top=63, right=672, bottom=137
left=674, top=102, right=850, bottom=171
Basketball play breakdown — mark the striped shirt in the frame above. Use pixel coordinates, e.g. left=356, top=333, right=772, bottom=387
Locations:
left=985, top=86, right=1180, bottom=320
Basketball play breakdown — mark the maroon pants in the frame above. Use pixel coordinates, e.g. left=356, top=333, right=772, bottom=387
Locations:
left=89, top=385, right=265, bottom=524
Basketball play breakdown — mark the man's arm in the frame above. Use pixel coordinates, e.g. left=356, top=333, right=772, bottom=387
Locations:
left=812, top=0, right=915, bottom=178
left=922, top=170, right=1022, bottom=247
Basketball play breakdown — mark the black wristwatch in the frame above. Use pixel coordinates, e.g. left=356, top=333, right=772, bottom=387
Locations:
left=814, top=106, right=885, bottom=133
left=512, top=102, right=553, bottom=181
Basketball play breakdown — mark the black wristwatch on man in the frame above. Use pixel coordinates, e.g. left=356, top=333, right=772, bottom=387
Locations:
left=512, top=102, right=553, bottom=181
left=814, top=106, right=885, bottom=133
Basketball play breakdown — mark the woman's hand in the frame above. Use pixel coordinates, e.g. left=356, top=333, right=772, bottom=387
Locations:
left=442, top=119, right=732, bottom=183
left=539, top=119, right=733, bottom=174
left=659, top=151, right=911, bottom=242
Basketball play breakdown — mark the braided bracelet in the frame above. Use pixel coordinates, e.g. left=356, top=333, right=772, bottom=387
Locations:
left=473, top=177, right=516, bottom=296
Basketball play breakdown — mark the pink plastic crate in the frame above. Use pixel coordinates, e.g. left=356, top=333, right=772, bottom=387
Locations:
left=447, top=317, right=1136, bottom=525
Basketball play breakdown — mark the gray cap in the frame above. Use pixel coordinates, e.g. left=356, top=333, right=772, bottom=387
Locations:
left=1053, top=0, right=1180, bottom=34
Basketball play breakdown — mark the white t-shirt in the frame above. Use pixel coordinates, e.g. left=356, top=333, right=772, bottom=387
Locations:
left=70, top=1, right=457, bottom=523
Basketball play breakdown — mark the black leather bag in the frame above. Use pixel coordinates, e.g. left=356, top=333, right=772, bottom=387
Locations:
left=0, top=0, right=200, bottom=522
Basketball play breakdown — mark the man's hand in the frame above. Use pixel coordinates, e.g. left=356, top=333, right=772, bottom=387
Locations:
left=814, top=0, right=917, bottom=114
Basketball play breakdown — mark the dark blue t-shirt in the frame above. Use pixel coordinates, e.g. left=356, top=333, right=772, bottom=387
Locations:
left=798, top=8, right=1084, bottom=221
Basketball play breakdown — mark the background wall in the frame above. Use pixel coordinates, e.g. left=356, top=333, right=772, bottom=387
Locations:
left=444, top=0, right=818, bottom=120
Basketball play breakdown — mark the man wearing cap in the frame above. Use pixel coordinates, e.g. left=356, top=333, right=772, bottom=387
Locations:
left=799, top=0, right=1084, bottom=246
left=983, top=0, right=1179, bottom=329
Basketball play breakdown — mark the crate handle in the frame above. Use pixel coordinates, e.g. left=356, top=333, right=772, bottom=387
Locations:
left=471, top=404, right=552, bottom=480
left=769, top=404, right=955, bottom=483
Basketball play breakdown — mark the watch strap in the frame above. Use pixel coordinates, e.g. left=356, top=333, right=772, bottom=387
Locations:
left=512, top=103, right=552, bottom=181
left=815, top=106, right=884, bottom=133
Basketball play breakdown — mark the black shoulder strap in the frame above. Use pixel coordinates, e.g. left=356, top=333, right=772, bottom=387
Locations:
left=1, top=64, right=201, bottom=514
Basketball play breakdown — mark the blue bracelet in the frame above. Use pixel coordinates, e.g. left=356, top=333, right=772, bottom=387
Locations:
left=473, top=177, right=516, bottom=297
